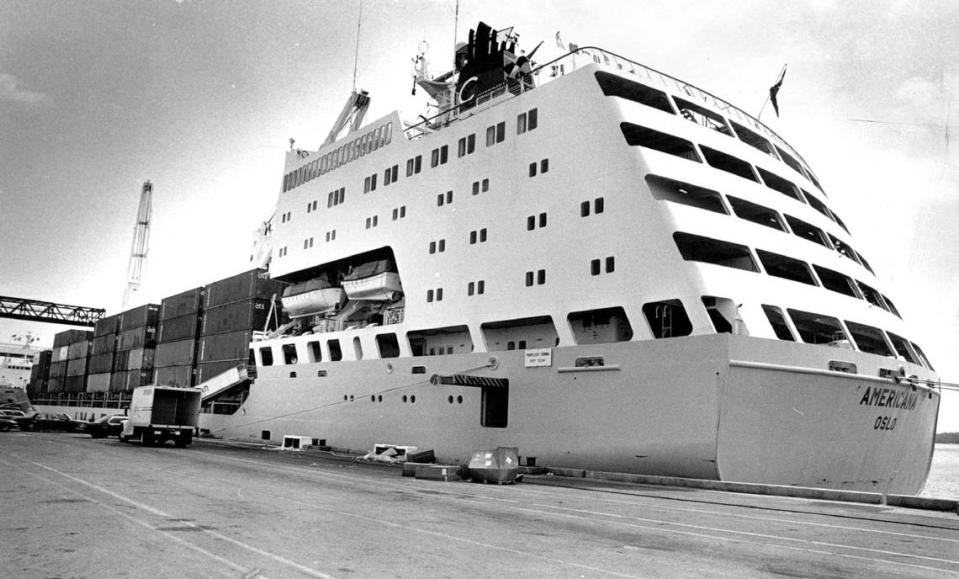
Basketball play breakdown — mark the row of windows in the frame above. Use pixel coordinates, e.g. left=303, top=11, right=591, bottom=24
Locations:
left=673, top=231, right=899, bottom=318
left=762, top=305, right=932, bottom=369
left=302, top=237, right=315, bottom=249
left=620, top=121, right=847, bottom=234
left=595, top=71, right=822, bottom=192
left=281, top=108, right=541, bottom=225
left=529, top=158, right=549, bottom=177
left=283, top=122, right=393, bottom=192
left=327, top=187, right=346, bottom=208
left=527, top=213, right=547, bottom=230
left=280, top=211, right=292, bottom=223
left=437, top=190, right=453, bottom=206
left=646, top=174, right=871, bottom=274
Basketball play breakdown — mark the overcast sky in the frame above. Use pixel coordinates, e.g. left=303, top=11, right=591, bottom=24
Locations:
left=1, top=0, right=957, bottom=430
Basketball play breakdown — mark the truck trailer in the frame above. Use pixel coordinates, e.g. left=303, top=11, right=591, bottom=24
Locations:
left=120, top=385, right=201, bottom=447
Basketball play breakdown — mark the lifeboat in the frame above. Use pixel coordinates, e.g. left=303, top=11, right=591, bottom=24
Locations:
left=341, top=259, right=403, bottom=301
left=281, top=277, right=347, bottom=318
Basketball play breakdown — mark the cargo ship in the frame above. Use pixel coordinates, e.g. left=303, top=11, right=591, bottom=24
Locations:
left=34, top=22, right=941, bottom=494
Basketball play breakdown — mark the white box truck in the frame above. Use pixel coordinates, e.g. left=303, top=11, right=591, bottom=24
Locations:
left=120, top=386, right=201, bottom=447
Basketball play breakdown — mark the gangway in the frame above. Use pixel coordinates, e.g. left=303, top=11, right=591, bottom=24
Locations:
left=196, top=365, right=253, bottom=403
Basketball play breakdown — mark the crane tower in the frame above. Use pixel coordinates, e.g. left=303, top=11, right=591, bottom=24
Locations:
left=122, top=181, right=152, bottom=310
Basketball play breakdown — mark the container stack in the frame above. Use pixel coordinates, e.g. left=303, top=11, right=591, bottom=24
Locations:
left=197, top=269, right=285, bottom=383
left=87, top=313, right=121, bottom=393
left=111, top=304, right=159, bottom=392
left=62, top=330, right=93, bottom=393
left=26, top=349, right=52, bottom=397
left=155, top=287, right=205, bottom=388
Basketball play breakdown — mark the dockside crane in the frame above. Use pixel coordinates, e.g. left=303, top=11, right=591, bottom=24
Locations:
left=122, top=181, right=152, bottom=310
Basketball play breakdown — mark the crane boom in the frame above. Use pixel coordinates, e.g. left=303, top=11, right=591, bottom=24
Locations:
left=123, top=181, right=152, bottom=310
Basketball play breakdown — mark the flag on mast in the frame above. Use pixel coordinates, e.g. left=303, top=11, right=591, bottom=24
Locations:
left=769, top=65, right=788, bottom=117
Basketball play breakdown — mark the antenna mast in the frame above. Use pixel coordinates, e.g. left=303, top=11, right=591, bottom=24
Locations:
left=123, top=180, right=152, bottom=310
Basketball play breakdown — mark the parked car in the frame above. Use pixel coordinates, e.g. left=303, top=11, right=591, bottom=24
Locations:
left=0, top=416, right=17, bottom=431
left=0, top=409, right=27, bottom=419
left=17, top=413, right=82, bottom=432
left=83, top=414, right=127, bottom=438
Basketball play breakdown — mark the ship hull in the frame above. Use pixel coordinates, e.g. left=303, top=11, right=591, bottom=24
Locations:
left=194, top=334, right=938, bottom=495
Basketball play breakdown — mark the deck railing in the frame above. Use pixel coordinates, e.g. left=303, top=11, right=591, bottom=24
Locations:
left=403, top=46, right=818, bottom=183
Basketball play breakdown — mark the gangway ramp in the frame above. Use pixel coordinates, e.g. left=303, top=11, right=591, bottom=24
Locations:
left=197, top=366, right=252, bottom=403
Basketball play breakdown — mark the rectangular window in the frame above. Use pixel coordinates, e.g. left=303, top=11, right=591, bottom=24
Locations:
left=731, top=121, right=777, bottom=157
left=427, top=289, right=434, bottom=302
left=540, top=159, right=549, bottom=173
left=517, top=112, right=527, bottom=134
left=482, top=178, right=489, bottom=192
left=762, top=305, right=795, bottom=341
left=813, top=265, right=859, bottom=298
left=581, top=201, right=590, bottom=217
left=479, top=228, right=487, bottom=242
left=758, top=168, right=802, bottom=201
left=527, top=215, right=535, bottom=230
left=645, top=174, right=728, bottom=214
left=308, top=340, right=322, bottom=362
left=591, top=259, right=600, bottom=276
left=486, top=125, right=496, bottom=146
left=537, top=269, right=546, bottom=284
left=458, top=137, right=467, bottom=157
left=756, top=250, right=816, bottom=286
left=327, top=339, right=342, bottom=362
left=538, top=213, right=547, bottom=227
left=594, top=197, right=604, bottom=214
left=605, top=256, right=615, bottom=273
left=440, top=145, right=448, bottom=164
left=469, top=231, right=477, bottom=244
left=436, top=288, right=443, bottom=301
left=785, top=215, right=830, bottom=247
left=620, top=123, right=701, bottom=162
left=674, top=96, right=732, bottom=136
left=787, top=309, right=848, bottom=345
left=282, top=344, right=298, bottom=365
left=438, top=239, right=445, bottom=251
left=529, top=162, right=537, bottom=177
left=431, top=148, right=439, bottom=168
left=495, top=122, right=505, bottom=143
left=728, top=196, right=787, bottom=231
left=700, top=146, right=757, bottom=181
left=528, top=108, right=538, bottom=130
left=595, top=71, right=674, bottom=114
left=525, top=271, right=534, bottom=287
left=429, top=241, right=436, bottom=254
left=477, top=280, right=485, bottom=294
left=845, top=321, right=894, bottom=357
left=673, top=232, right=759, bottom=272
left=259, top=347, right=274, bottom=366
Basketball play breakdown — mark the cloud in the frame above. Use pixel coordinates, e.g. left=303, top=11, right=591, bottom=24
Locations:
left=0, top=72, right=53, bottom=107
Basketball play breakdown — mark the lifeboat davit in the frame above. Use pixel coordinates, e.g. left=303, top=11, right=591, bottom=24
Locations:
left=281, top=278, right=347, bottom=318
left=341, top=260, right=403, bottom=301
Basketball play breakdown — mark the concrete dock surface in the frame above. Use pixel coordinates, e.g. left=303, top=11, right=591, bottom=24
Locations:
left=2, top=432, right=957, bottom=578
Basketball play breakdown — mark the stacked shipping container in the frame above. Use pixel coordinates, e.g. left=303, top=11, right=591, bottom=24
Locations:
left=47, top=329, right=92, bottom=393
left=155, top=287, right=204, bottom=387
left=26, top=349, right=52, bottom=397
left=112, top=304, right=159, bottom=392
left=197, top=269, right=285, bottom=383
left=87, top=313, right=120, bottom=392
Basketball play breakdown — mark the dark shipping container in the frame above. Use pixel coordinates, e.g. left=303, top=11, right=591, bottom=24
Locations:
left=88, top=352, right=116, bottom=374
left=67, top=338, right=91, bottom=360
left=161, top=287, right=205, bottom=321
left=92, top=334, right=117, bottom=356
left=117, top=326, right=158, bottom=351
left=199, top=330, right=254, bottom=362
left=65, top=357, right=88, bottom=377
left=158, top=312, right=201, bottom=343
left=154, top=365, right=194, bottom=388
left=202, top=298, right=271, bottom=336
left=94, top=313, right=121, bottom=337
left=54, top=329, right=92, bottom=349
left=205, top=269, right=284, bottom=309
left=119, top=303, right=160, bottom=332
left=155, top=338, right=196, bottom=368
left=64, top=374, right=86, bottom=393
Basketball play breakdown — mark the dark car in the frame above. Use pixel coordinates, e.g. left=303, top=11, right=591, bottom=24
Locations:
left=0, top=416, right=16, bottom=431
left=18, top=413, right=83, bottom=432
left=83, top=414, right=127, bottom=438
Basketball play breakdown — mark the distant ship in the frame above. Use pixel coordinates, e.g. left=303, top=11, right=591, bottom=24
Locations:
left=39, top=21, right=942, bottom=494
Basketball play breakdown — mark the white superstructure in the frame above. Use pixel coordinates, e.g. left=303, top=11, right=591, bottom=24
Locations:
left=198, top=22, right=940, bottom=494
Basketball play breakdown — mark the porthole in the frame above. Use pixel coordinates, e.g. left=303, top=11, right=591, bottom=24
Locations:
left=378, top=395, right=383, bottom=402
left=349, top=395, right=354, bottom=402
left=343, top=395, right=348, bottom=401
left=448, top=395, right=454, bottom=404
left=371, top=395, right=376, bottom=402
left=402, top=395, right=408, bottom=403
left=457, top=395, right=463, bottom=404
left=411, top=395, right=416, bottom=403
